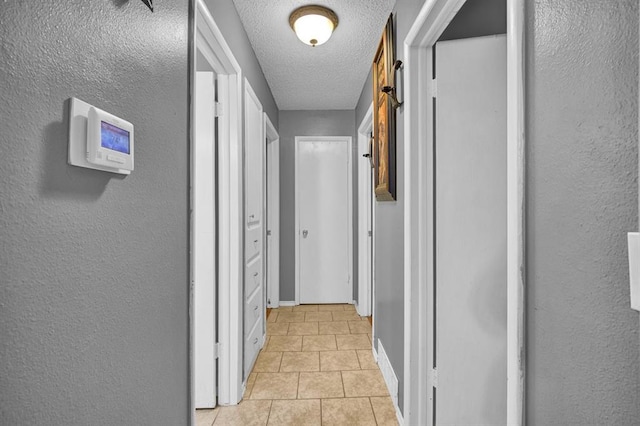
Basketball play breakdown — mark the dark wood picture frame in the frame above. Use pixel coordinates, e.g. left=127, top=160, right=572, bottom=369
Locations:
left=372, top=14, right=396, bottom=201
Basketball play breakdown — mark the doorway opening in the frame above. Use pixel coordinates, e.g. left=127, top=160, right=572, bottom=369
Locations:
left=403, top=0, right=525, bottom=424
left=190, top=1, right=245, bottom=419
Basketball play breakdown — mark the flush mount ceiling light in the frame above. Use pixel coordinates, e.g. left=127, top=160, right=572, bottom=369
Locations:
left=289, top=5, right=339, bottom=47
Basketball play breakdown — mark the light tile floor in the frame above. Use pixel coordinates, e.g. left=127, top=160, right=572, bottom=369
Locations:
left=196, top=304, right=399, bottom=425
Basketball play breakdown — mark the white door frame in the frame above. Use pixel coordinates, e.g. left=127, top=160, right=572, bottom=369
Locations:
left=294, top=136, right=354, bottom=305
left=265, top=114, right=280, bottom=308
left=357, top=106, right=374, bottom=317
left=191, top=0, right=244, bottom=412
left=402, top=1, right=526, bottom=425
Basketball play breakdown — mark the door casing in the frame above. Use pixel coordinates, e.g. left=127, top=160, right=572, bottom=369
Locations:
left=294, top=136, right=354, bottom=305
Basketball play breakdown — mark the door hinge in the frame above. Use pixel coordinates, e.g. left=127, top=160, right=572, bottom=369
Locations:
left=431, top=79, right=437, bottom=98
left=267, top=230, right=272, bottom=236
left=432, top=368, right=438, bottom=388
left=368, top=230, right=372, bottom=237
left=213, top=342, right=221, bottom=359
left=215, top=102, right=224, bottom=117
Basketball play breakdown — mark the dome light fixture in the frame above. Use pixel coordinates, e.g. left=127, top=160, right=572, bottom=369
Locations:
left=289, top=5, right=339, bottom=47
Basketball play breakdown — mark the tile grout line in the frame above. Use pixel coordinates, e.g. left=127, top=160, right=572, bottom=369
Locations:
left=265, top=400, right=273, bottom=426
left=368, top=397, right=380, bottom=426
left=277, top=350, right=283, bottom=372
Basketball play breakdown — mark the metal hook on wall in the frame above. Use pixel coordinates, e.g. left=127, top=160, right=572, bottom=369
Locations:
left=363, top=132, right=375, bottom=169
left=381, top=60, right=403, bottom=109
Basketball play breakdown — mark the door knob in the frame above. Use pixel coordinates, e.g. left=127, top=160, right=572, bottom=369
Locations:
left=302, top=230, right=309, bottom=238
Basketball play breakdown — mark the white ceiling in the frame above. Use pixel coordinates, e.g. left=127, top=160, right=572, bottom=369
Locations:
left=231, top=0, right=396, bottom=110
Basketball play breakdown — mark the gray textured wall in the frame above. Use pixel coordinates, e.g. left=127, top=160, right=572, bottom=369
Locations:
left=0, top=1, right=190, bottom=425
left=205, top=0, right=278, bottom=127
left=526, top=0, right=640, bottom=423
left=278, top=110, right=357, bottom=302
left=355, top=0, right=426, bottom=412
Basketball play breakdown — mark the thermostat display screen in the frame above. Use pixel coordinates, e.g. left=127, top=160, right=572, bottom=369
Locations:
left=100, top=121, right=130, bottom=154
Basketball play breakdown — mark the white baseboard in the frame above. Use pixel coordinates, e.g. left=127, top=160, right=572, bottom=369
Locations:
left=354, top=300, right=367, bottom=317
left=377, top=339, right=403, bottom=425
left=396, top=406, right=404, bottom=425
left=240, top=381, right=247, bottom=401
left=278, top=301, right=296, bottom=307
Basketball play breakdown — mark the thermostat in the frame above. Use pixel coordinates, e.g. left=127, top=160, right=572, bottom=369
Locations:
left=68, top=98, right=134, bottom=175
left=87, top=106, right=134, bottom=171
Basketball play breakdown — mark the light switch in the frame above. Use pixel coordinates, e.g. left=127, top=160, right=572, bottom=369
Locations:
left=626, top=232, right=640, bottom=311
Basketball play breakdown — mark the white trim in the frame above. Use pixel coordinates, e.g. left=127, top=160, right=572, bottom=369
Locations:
left=294, top=136, right=354, bottom=305
left=294, top=137, right=300, bottom=306
left=371, top=159, right=376, bottom=345
left=194, top=0, right=244, bottom=407
left=377, top=339, right=400, bottom=410
left=506, top=1, right=526, bottom=423
left=189, top=10, right=196, bottom=425
left=403, top=1, right=526, bottom=425
left=357, top=105, right=374, bottom=317
left=264, top=114, right=280, bottom=309
left=278, top=301, right=296, bottom=307
left=376, top=339, right=405, bottom=426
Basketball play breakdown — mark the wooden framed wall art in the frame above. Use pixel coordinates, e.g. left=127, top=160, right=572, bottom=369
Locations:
left=372, top=14, right=397, bottom=201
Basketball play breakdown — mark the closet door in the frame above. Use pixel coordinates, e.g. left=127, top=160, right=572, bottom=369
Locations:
left=194, top=71, right=217, bottom=409
left=243, top=80, right=265, bottom=378
left=434, top=35, right=507, bottom=424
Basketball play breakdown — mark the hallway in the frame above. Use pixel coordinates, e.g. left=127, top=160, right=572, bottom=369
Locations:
left=3, top=1, right=640, bottom=424
left=196, top=304, right=398, bottom=425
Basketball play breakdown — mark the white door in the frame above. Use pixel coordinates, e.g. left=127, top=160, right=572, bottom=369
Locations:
left=265, top=118, right=280, bottom=308
left=434, top=35, right=507, bottom=424
left=193, top=71, right=217, bottom=408
left=357, top=121, right=374, bottom=317
left=243, top=81, right=265, bottom=378
left=296, top=136, right=352, bottom=304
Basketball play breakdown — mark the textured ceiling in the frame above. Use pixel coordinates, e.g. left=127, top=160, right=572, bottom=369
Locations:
left=232, top=0, right=396, bottom=110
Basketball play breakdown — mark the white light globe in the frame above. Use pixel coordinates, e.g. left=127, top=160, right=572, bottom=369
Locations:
left=291, top=10, right=337, bottom=46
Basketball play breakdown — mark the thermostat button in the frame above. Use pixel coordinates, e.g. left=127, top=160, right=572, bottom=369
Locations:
left=107, top=155, right=125, bottom=164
